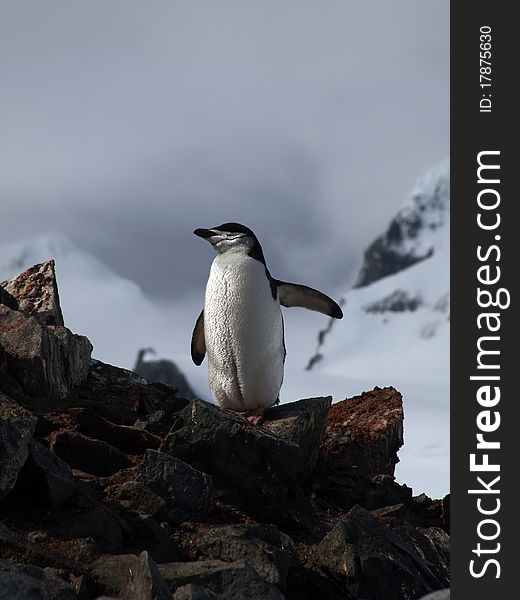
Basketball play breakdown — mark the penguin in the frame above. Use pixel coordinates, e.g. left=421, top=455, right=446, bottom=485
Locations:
left=191, top=222, right=343, bottom=425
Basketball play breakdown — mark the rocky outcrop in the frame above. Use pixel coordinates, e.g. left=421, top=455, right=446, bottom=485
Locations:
left=354, top=162, right=449, bottom=289
left=0, top=261, right=450, bottom=599
left=321, top=387, right=404, bottom=477
left=0, top=303, right=91, bottom=402
left=1, top=260, right=65, bottom=327
left=136, top=450, right=213, bottom=525
left=314, top=506, right=449, bottom=600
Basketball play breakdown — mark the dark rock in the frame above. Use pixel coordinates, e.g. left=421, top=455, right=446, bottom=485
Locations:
left=394, top=526, right=450, bottom=587
left=321, top=387, right=404, bottom=477
left=117, top=509, right=183, bottom=563
left=162, top=399, right=313, bottom=520
left=0, top=565, right=79, bottom=600
left=15, top=439, right=93, bottom=509
left=314, top=505, right=445, bottom=600
left=35, top=567, right=79, bottom=600
left=61, top=505, right=122, bottom=552
left=1, top=260, right=64, bottom=327
left=134, top=347, right=196, bottom=399
left=90, top=551, right=171, bottom=600
left=0, top=522, right=83, bottom=575
left=0, top=305, right=92, bottom=401
left=0, top=284, right=18, bottom=310
left=264, top=397, right=331, bottom=472
left=363, top=290, right=423, bottom=313
left=182, top=523, right=294, bottom=587
left=370, top=499, right=446, bottom=530
left=109, top=480, right=166, bottom=519
left=77, top=359, right=188, bottom=421
left=127, top=551, right=172, bottom=600
left=50, top=430, right=132, bottom=476
left=134, top=409, right=179, bottom=438
left=158, top=560, right=285, bottom=600
left=0, top=401, right=36, bottom=500
left=136, top=449, right=212, bottom=524
left=69, top=407, right=161, bottom=454
left=173, top=584, right=218, bottom=599
left=0, top=560, right=49, bottom=600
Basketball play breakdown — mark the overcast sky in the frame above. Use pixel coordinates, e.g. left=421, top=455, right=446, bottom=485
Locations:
left=0, top=1, right=449, bottom=301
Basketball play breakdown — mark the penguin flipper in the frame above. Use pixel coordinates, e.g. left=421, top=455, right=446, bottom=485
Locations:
left=275, top=280, right=343, bottom=319
left=191, top=309, right=206, bottom=365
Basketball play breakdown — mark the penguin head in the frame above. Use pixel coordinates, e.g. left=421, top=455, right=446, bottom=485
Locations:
left=194, top=222, right=259, bottom=255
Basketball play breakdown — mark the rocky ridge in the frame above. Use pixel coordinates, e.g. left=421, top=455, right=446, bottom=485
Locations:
left=0, top=261, right=449, bottom=599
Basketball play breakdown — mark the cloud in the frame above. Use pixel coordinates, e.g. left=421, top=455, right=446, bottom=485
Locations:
left=0, top=0, right=449, bottom=299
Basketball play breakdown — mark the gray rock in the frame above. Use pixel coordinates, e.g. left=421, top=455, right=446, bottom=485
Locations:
left=90, top=551, right=171, bottom=600
left=394, top=526, right=450, bottom=588
left=314, top=505, right=445, bottom=600
left=0, top=561, right=78, bottom=600
left=0, top=305, right=92, bottom=401
left=0, top=561, right=48, bottom=600
left=162, top=399, right=313, bottom=520
left=263, top=396, right=331, bottom=471
left=0, top=400, right=36, bottom=500
left=158, top=560, right=285, bottom=600
left=185, top=523, right=293, bottom=587
left=174, top=584, right=217, bottom=599
left=127, top=551, right=172, bottom=600
left=136, top=449, right=213, bottom=524
left=1, top=260, right=64, bottom=327
left=110, top=479, right=166, bottom=518
left=50, top=430, right=131, bottom=476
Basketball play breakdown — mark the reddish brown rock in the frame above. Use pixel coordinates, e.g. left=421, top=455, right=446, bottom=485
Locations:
left=321, top=386, right=404, bottom=477
left=1, top=260, right=64, bottom=327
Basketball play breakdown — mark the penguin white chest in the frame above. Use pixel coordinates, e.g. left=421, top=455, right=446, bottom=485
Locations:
left=204, top=253, right=285, bottom=411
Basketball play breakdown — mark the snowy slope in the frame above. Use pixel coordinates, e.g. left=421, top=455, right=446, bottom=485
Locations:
left=304, top=160, right=450, bottom=497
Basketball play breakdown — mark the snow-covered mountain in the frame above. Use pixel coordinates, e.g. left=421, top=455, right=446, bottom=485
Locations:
left=307, top=159, right=449, bottom=377
left=354, top=159, right=449, bottom=288
left=304, top=160, right=450, bottom=496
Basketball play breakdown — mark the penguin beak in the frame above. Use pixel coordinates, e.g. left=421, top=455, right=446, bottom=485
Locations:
left=193, top=228, right=215, bottom=239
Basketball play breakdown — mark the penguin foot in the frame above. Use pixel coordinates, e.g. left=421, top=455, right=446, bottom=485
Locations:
left=245, top=406, right=266, bottom=426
